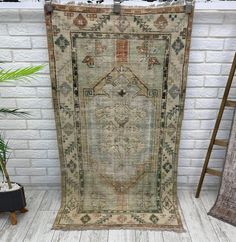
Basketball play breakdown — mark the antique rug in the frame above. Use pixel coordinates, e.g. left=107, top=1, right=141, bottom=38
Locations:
left=208, top=109, right=236, bottom=226
left=45, top=2, right=194, bottom=231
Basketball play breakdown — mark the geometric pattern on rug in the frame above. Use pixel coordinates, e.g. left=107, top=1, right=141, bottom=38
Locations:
left=45, top=3, right=194, bottom=231
left=208, top=108, right=236, bottom=226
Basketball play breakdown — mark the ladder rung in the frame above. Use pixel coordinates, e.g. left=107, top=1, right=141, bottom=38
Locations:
left=206, top=168, right=222, bottom=177
left=214, top=139, right=228, bottom=147
left=225, top=100, right=236, bottom=107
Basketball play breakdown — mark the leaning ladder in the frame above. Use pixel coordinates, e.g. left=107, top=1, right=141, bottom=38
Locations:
left=195, top=52, right=236, bottom=198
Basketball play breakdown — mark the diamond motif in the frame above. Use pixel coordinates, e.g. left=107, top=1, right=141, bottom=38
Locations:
left=169, top=84, right=180, bottom=99
left=154, top=15, right=168, bottom=30
left=67, top=160, right=77, bottom=173
left=81, top=214, right=91, bottom=224
left=73, top=14, right=88, bottom=29
left=60, top=82, right=72, bottom=96
left=55, top=34, right=69, bottom=52
left=172, top=37, right=184, bottom=55
left=150, top=214, right=159, bottom=224
left=115, top=16, right=130, bottom=32
left=63, top=123, right=74, bottom=136
left=163, top=162, right=172, bottom=173
left=162, top=196, right=173, bottom=210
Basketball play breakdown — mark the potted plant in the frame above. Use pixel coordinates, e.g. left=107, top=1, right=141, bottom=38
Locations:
left=0, top=65, right=44, bottom=225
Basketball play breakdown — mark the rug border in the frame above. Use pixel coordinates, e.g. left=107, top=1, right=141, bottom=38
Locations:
left=208, top=107, right=236, bottom=227
left=45, top=3, right=194, bottom=231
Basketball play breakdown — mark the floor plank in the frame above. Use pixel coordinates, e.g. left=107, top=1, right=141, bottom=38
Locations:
left=80, top=230, right=109, bottom=242
left=23, top=211, right=56, bottom=242
left=163, top=199, right=192, bottom=242
left=52, top=230, right=82, bottom=242
left=200, top=190, right=236, bottom=242
left=0, top=190, right=45, bottom=242
left=178, top=190, right=220, bottom=242
left=136, top=230, right=164, bottom=242
left=108, top=230, right=135, bottom=242
left=0, top=213, right=8, bottom=232
left=39, top=190, right=61, bottom=211
left=163, top=205, right=192, bottom=242
left=0, top=189, right=235, bottom=242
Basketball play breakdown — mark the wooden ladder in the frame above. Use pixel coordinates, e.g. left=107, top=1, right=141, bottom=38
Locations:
left=195, top=52, right=236, bottom=198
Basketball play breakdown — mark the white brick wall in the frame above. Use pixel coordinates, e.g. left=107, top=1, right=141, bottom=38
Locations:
left=0, top=8, right=236, bottom=188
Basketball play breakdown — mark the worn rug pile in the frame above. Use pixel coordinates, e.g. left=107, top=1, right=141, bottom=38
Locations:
left=209, top=108, right=236, bottom=226
left=45, top=2, right=194, bottom=231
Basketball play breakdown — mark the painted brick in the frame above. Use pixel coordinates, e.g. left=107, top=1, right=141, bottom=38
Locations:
left=195, top=98, right=221, bottom=109
left=179, top=167, right=202, bottom=176
left=27, top=120, right=56, bottom=130
left=191, top=24, right=209, bottom=37
left=6, top=130, right=40, bottom=140
left=191, top=38, right=224, bottom=50
left=21, top=76, right=51, bottom=87
left=210, top=25, right=236, bottom=37
left=204, top=76, right=227, bottom=87
left=188, top=64, right=221, bottom=75
left=0, top=87, right=37, bottom=97
left=184, top=110, right=217, bottom=120
left=0, top=36, right=31, bottom=48
left=8, top=23, right=46, bottom=36
left=0, top=24, right=8, bottom=35
left=206, top=51, right=235, bottom=63
left=193, top=12, right=224, bottom=24
left=29, top=140, right=57, bottom=150
left=31, top=176, right=60, bottom=184
left=31, top=36, right=48, bottom=48
left=218, top=87, right=236, bottom=99
left=0, top=98, right=16, bottom=108
left=13, top=49, right=48, bottom=62
left=177, top=176, right=188, bottom=185
left=221, top=64, right=232, bottom=75
left=40, top=130, right=57, bottom=139
left=31, top=159, right=59, bottom=167
left=224, top=39, right=236, bottom=50
left=14, top=150, right=47, bottom=159
left=7, top=159, right=31, bottom=168
left=179, top=149, right=207, bottom=159
left=189, top=51, right=205, bottom=63
left=0, top=120, right=26, bottom=129
left=48, top=150, right=59, bottom=159
left=0, top=50, right=12, bottom=62
left=186, top=76, right=204, bottom=87
left=0, top=10, right=20, bottom=22
left=178, top=159, right=191, bottom=167
left=9, top=176, right=30, bottom=184
left=16, top=168, right=46, bottom=176
left=20, top=10, right=44, bottom=22
left=47, top=167, right=60, bottom=176
left=17, top=98, right=53, bottom=109
left=181, top=120, right=200, bottom=130
left=41, top=109, right=55, bottom=119
left=179, top=140, right=195, bottom=149
left=181, top=130, right=211, bottom=140
left=37, top=87, right=52, bottom=98
left=224, top=13, right=236, bottom=24
left=186, top=87, right=218, bottom=98
left=184, top=99, right=195, bottom=109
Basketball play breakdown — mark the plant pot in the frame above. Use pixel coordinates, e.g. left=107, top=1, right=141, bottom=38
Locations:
left=0, top=182, right=26, bottom=212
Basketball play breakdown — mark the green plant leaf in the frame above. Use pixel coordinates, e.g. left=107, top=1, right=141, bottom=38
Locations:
left=0, top=135, right=10, bottom=174
left=0, top=108, right=30, bottom=118
left=0, top=65, right=45, bottom=83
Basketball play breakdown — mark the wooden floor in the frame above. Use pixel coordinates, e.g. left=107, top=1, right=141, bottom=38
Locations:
left=0, top=189, right=235, bottom=242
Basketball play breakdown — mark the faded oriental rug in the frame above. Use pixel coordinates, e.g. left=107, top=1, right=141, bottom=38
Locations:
left=208, top=108, right=236, bottom=226
left=45, top=3, right=194, bottom=231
